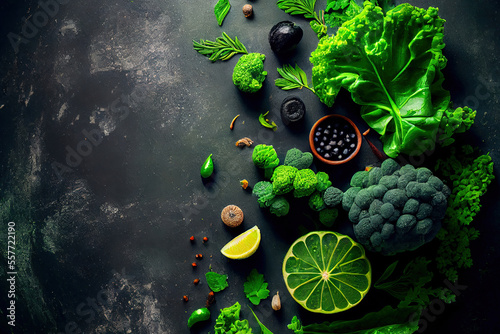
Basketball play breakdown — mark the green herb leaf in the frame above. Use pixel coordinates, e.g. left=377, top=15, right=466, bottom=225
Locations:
left=244, top=269, right=270, bottom=306
left=275, top=64, right=314, bottom=92
left=248, top=307, right=273, bottom=334
left=259, top=111, right=277, bottom=131
left=193, top=32, right=248, bottom=62
left=374, top=260, right=398, bottom=288
left=205, top=271, right=229, bottom=292
left=277, top=0, right=316, bottom=18
left=214, top=0, right=231, bottom=26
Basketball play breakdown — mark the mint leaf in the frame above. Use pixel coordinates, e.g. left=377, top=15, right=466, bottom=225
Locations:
left=206, top=271, right=229, bottom=292
left=244, top=269, right=270, bottom=305
left=214, top=0, right=231, bottom=26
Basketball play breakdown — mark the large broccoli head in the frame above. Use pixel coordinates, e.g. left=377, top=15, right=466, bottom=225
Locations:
left=252, top=144, right=279, bottom=178
left=232, top=53, right=267, bottom=93
left=342, top=159, right=451, bottom=255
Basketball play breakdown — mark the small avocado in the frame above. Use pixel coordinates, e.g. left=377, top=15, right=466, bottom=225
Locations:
left=268, top=21, right=303, bottom=55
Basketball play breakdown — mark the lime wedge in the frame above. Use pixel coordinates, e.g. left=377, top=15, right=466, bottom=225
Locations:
left=282, top=231, right=371, bottom=313
left=221, top=226, right=261, bottom=259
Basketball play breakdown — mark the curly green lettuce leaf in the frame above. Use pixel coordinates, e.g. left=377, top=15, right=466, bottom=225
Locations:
left=214, top=302, right=242, bottom=334
left=311, top=3, right=453, bottom=157
left=438, top=106, right=476, bottom=146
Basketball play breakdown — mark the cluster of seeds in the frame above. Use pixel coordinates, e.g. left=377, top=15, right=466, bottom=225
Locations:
left=313, top=119, right=358, bottom=161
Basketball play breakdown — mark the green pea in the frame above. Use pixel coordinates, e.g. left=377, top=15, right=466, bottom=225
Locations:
left=200, top=154, right=214, bottom=178
left=187, top=307, right=210, bottom=328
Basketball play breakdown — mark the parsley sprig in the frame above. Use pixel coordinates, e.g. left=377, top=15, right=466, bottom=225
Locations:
left=193, top=32, right=248, bottom=62
left=244, top=269, right=270, bottom=305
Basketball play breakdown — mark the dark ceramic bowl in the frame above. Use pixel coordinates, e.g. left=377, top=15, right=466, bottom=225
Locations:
left=309, top=114, right=362, bottom=165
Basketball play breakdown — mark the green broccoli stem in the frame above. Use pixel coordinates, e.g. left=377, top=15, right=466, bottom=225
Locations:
left=264, top=168, right=274, bottom=179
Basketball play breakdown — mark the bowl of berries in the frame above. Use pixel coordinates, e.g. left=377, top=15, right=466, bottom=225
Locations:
left=309, top=114, right=362, bottom=165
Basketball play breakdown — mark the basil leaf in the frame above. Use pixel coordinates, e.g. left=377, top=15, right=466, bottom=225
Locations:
left=214, top=0, right=231, bottom=26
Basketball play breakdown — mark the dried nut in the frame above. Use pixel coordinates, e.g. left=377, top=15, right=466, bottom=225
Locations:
left=221, top=205, right=244, bottom=227
left=236, top=137, right=254, bottom=147
left=242, top=4, right=253, bottom=18
left=272, top=291, right=281, bottom=311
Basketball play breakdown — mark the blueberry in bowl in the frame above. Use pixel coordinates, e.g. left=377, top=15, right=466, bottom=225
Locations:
left=309, top=115, right=362, bottom=165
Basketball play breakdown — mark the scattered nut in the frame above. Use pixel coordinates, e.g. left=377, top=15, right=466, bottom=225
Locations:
left=242, top=4, right=253, bottom=18
left=236, top=137, right=254, bottom=147
left=221, top=205, right=244, bottom=227
left=272, top=291, right=281, bottom=311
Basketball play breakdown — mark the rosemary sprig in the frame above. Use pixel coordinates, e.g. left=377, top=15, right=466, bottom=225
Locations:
left=275, top=64, right=315, bottom=93
left=193, top=32, right=248, bottom=62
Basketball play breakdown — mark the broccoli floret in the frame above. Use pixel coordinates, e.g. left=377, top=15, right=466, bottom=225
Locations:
left=415, top=219, right=433, bottom=235
left=232, top=53, right=267, bottom=93
left=370, top=214, right=384, bottom=229
left=397, top=169, right=417, bottom=189
left=359, top=210, right=370, bottom=221
left=354, top=188, right=374, bottom=209
left=382, top=189, right=407, bottom=208
left=367, top=167, right=383, bottom=186
left=308, top=191, right=326, bottom=211
left=342, top=187, right=360, bottom=211
left=402, top=198, right=419, bottom=215
left=293, top=169, right=318, bottom=198
left=399, top=164, right=415, bottom=175
left=406, top=182, right=436, bottom=202
left=319, top=208, right=338, bottom=227
left=252, top=144, right=279, bottom=179
left=380, top=223, right=395, bottom=240
left=271, top=165, right=298, bottom=195
left=416, top=167, right=433, bottom=183
left=316, top=171, right=332, bottom=192
left=348, top=203, right=362, bottom=223
left=252, top=181, right=275, bottom=208
left=369, top=199, right=383, bottom=216
left=372, top=184, right=388, bottom=198
left=350, top=171, right=369, bottom=187
left=416, top=203, right=433, bottom=220
left=388, top=209, right=401, bottom=223
left=323, top=187, right=343, bottom=207
left=370, top=232, right=383, bottom=249
left=284, top=148, right=313, bottom=170
left=380, top=202, right=395, bottom=219
left=269, top=196, right=290, bottom=217
left=381, top=158, right=400, bottom=175
left=353, top=218, right=379, bottom=243
left=427, top=175, right=444, bottom=191
left=395, top=214, right=417, bottom=234
left=379, top=175, right=398, bottom=189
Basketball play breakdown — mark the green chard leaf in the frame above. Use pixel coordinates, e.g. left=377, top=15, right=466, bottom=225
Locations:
left=214, top=0, right=231, bottom=26
left=244, top=269, right=270, bottom=305
left=205, top=271, right=229, bottom=292
left=193, top=32, right=248, bottom=62
left=311, top=3, right=453, bottom=158
left=275, top=64, right=315, bottom=92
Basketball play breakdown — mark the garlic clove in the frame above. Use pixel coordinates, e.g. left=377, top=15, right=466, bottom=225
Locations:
left=272, top=291, right=281, bottom=311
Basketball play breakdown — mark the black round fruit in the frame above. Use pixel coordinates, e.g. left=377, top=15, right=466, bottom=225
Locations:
left=269, top=21, right=303, bottom=55
left=280, top=96, right=306, bottom=126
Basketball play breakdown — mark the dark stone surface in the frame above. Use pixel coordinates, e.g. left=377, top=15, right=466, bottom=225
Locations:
left=0, top=0, right=499, bottom=333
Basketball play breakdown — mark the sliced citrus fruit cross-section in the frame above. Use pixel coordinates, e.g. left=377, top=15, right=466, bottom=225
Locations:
left=282, top=231, right=371, bottom=314
left=221, top=225, right=261, bottom=259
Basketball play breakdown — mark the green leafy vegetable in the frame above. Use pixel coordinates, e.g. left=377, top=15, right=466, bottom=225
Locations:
left=244, top=269, right=270, bottom=305
left=214, top=302, right=252, bottom=334
left=277, top=0, right=327, bottom=38
left=193, top=32, right=248, bottom=62
left=438, top=106, right=476, bottom=146
left=287, top=304, right=421, bottom=333
left=434, top=146, right=494, bottom=282
left=249, top=307, right=273, bottom=334
left=324, top=0, right=394, bottom=28
left=233, top=53, right=268, bottom=93
left=206, top=271, right=229, bottom=292
left=310, top=3, right=476, bottom=158
left=275, top=64, right=315, bottom=92
left=214, top=0, right=231, bottom=26
left=259, top=111, right=277, bottom=131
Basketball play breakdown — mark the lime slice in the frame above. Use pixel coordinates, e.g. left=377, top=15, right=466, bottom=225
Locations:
left=282, top=231, right=371, bottom=313
left=221, top=226, right=261, bottom=259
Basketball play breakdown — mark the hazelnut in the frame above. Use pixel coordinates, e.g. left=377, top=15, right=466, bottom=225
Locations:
left=221, top=205, right=244, bottom=227
left=242, top=4, right=253, bottom=18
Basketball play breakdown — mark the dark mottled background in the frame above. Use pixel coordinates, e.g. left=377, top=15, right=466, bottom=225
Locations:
left=0, top=0, right=499, bottom=333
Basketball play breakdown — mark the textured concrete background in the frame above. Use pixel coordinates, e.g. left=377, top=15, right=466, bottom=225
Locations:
left=0, top=0, right=499, bottom=333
